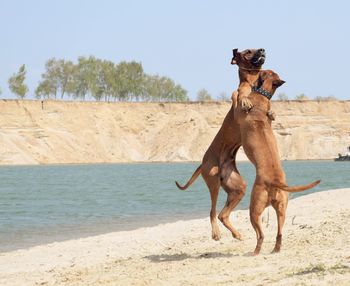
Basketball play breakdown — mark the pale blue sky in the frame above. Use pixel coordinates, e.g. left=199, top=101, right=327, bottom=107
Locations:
left=1, top=0, right=350, bottom=100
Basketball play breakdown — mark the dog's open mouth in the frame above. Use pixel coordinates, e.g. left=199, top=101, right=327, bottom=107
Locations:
left=251, top=54, right=266, bottom=66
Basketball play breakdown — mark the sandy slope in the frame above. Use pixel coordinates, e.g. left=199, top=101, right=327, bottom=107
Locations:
left=0, top=100, right=349, bottom=164
left=1, top=188, right=349, bottom=285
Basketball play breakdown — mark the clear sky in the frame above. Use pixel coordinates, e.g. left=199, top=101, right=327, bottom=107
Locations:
left=1, top=0, right=350, bottom=100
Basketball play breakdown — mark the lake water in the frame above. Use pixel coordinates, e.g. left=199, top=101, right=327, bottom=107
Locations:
left=0, top=161, right=349, bottom=252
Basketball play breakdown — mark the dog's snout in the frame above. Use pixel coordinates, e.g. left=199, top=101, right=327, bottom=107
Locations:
left=258, top=48, right=265, bottom=54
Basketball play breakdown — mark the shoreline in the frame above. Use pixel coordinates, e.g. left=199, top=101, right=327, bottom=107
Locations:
left=1, top=188, right=349, bottom=285
left=0, top=158, right=338, bottom=167
left=1, top=185, right=337, bottom=254
left=0, top=211, right=211, bottom=253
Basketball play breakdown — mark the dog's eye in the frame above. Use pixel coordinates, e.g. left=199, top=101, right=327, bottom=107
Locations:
left=247, top=50, right=251, bottom=54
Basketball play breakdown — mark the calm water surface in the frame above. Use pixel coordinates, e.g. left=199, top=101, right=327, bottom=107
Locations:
left=0, top=161, right=349, bottom=252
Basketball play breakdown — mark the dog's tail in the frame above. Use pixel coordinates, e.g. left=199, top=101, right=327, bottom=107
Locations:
left=175, top=165, right=202, bottom=191
left=278, top=180, right=321, bottom=193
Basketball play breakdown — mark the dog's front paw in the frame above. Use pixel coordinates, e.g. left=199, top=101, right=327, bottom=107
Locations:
left=240, top=97, right=253, bottom=112
left=267, top=110, right=276, bottom=121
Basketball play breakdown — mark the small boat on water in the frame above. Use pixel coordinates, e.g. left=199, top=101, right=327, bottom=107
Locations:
left=334, top=146, right=350, bottom=161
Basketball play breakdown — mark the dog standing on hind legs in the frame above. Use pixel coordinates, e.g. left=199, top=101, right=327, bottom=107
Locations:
left=175, top=48, right=267, bottom=242
left=236, top=69, right=321, bottom=255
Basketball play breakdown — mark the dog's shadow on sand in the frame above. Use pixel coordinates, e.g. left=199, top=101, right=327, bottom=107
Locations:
left=144, top=251, right=237, bottom=263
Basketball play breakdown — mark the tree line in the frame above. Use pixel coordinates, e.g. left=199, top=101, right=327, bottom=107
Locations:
left=7, top=57, right=189, bottom=102
left=5, top=59, right=339, bottom=102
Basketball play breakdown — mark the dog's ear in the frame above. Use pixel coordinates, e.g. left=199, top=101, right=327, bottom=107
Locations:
left=273, top=79, right=286, bottom=87
left=257, top=71, right=268, bottom=87
left=231, top=49, right=238, bottom=65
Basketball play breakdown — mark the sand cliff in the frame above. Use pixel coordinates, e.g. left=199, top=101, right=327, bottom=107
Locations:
left=0, top=100, right=349, bottom=165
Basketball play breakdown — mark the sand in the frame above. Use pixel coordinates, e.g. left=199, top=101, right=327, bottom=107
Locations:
left=1, top=188, right=349, bottom=285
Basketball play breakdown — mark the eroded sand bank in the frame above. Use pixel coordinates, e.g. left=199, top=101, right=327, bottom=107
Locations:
left=1, top=100, right=349, bottom=164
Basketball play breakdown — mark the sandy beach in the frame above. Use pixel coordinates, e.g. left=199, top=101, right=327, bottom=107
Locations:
left=1, top=188, right=349, bottom=285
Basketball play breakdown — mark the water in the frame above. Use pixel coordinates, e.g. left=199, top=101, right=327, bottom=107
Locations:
left=0, top=161, right=349, bottom=252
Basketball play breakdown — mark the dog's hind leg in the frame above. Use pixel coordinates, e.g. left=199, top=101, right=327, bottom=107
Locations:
left=219, top=172, right=247, bottom=239
left=202, top=168, right=221, bottom=241
left=218, top=159, right=247, bottom=240
left=271, top=192, right=288, bottom=253
left=249, top=184, right=268, bottom=255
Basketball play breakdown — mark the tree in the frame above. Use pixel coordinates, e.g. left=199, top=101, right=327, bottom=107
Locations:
left=197, top=88, right=212, bottom=101
left=217, top=91, right=229, bottom=101
left=277, top=92, right=288, bottom=101
left=113, top=61, right=144, bottom=101
left=8, top=64, right=28, bottom=99
left=83, top=57, right=104, bottom=101
left=35, top=80, right=52, bottom=99
left=0, top=87, right=2, bottom=96
left=295, top=93, right=309, bottom=100
left=35, top=58, right=76, bottom=99
left=71, top=56, right=94, bottom=101
left=58, top=59, right=75, bottom=99
left=142, top=74, right=159, bottom=101
left=36, top=58, right=60, bottom=99
left=142, top=75, right=188, bottom=102
left=99, top=60, right=117, bottom=102
left=172, top=84, right=188, bottom=102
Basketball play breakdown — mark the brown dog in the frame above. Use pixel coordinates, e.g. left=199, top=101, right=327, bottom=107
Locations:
left=175, top=48, right=266, bottom=241
left=237, top=70, right=320, bottom=255
left=231, top=48, right=266, bottom=112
